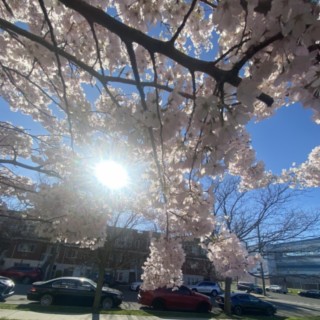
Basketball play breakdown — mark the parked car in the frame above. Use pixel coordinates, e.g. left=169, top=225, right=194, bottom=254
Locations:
left=266, top=285, right=287, bottom=294
left=237, top=282, right=263, bottom=294
left=189, top=281, right=222, bottom=296
left=0, top=266, right=43, bottom=284
left=298, top=290, right=320, bottom=299
left=0, top=276, right=15, bottom=302
left=27, top=277, right=123, bottom=309
left=130, top=281, right=142, bottom=292
left=216, top=292, right=277, bottom=316
left=138, top=285, right=212, bottom=312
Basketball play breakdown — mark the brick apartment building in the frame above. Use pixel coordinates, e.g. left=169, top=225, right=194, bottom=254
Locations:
left=0, top=226, right=212, bottom=285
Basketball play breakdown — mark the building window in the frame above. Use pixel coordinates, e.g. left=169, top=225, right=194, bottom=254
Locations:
left=66, top=249, right=77, bottom=259
left=17, top=243, right=36, bottom=253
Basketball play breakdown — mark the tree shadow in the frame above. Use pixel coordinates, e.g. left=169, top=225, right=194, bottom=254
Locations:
left=138, top=306, right=221, bottom=319
left=270, top=299, right=320, bottom=318
left=15, top=302, right=95, bottom=315
left=91, top=313, right=100, bottom=320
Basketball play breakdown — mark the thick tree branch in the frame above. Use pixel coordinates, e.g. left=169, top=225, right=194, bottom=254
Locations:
left=0, top=18, right=196, bottom=100
left=58, top=0, right=274, bottom=106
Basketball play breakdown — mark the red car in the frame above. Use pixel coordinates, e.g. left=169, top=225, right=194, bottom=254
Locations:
left=138, top=285, right=212, bottom=313
left=0, top=266, right=43, bottom=284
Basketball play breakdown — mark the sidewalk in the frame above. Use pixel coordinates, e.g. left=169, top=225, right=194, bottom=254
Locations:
left=0, top=309, right=228, bottom=320
left=0, top=310, right=160, bottom=320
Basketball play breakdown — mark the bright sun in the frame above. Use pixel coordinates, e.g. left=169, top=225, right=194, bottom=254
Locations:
left=94, top=160, right=128, bottom=190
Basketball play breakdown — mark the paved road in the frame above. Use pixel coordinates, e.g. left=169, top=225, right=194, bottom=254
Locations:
left=266, top=292, right=320, bottom=317
left=3, top=285, right=320, bottom=317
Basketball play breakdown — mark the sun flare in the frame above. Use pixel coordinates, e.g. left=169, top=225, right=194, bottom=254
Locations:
left=94, top=160, right=128, bottom=190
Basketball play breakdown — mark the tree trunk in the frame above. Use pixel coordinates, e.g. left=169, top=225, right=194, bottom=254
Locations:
left=260, top=261, right=267, bottom=296
left=224, top=276, right=232, bottom=315
left=93, top=258, right=106, bottom=311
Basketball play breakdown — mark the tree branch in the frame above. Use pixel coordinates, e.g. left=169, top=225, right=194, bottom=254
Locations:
left=58, top=0, right=274, bottom=106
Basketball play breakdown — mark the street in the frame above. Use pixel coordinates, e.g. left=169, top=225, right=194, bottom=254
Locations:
left=266, top=292, right=320, bottom=317
left=3, top=284, right=320, bottom=317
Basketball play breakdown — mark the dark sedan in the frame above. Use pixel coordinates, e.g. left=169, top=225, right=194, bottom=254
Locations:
left=27, top=277, right=123, bottom=309
left=216, top=292, right=277, bottom=316
left=0, top=276, right=15, bottom=301
left=298, top=290, right=320, bottom=299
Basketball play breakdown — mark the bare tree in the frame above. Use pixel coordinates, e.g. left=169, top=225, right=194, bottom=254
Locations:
left=214, top=176, right=320, bottom=248
left=212, top=175, right=320, bottom=293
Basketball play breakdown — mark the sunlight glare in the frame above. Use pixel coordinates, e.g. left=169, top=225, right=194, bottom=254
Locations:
left=94, top=160, right=128, bottom=190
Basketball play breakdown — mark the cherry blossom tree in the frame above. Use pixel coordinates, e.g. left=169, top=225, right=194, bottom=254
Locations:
left=202, top=224, right=260, bottom=314
left=0, top=0, right=320, bottom=294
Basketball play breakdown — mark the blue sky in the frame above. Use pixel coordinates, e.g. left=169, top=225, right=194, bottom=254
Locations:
left=247, top=102, right=320, bottom=210
left=2, top=98, right=320, bottom=211
left=247, top=103, right=320, bottom=173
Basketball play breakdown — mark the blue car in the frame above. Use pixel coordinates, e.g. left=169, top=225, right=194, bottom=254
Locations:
left=216, top=292, right=277, bottom=316
left=298, top=290, right=320, bottom=299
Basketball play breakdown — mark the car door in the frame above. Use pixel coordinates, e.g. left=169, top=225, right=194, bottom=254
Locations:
left=167, top=286, right=196, bottom=310
left=65, top=279, right=95, bottom=306
left=51, top=279, right=81, bottom=306
left=77, top=280, right=95, bottom=306
left=236, top=294, right=253, bottom=313
left=198, top=281, right=210, bottom=294
left=248, top=294, right=264, bottom=313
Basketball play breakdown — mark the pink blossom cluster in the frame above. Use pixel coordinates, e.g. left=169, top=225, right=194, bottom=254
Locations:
left=203, top=225, right=260, bottom=278
left=141, top=237, right=185, bottom=290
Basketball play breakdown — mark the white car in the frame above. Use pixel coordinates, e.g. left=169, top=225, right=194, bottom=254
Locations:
left=266, top=285, right=288, bottom=294
left=189, top=281, right=222, bottom=296
left=130, top=281, right=142, bottom=292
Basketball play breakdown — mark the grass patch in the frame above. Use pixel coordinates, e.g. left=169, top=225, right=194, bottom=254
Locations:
left=0, top=304, right=319, bottom=320
left=0, top=303, right=217, bottom=318
left=0, top=303, right=92, bottom=314
left=287, top=288, right=300, bottom=295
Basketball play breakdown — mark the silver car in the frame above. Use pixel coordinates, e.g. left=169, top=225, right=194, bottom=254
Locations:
left=266, top=285, right=288, bottom=294
left=189, top=281, right=222, bottom=296
left=0, top=276, right=15, bottom=301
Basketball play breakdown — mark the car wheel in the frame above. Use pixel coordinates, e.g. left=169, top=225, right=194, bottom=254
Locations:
left=21, top=277, right=31, bottom=284
left=266, top=307, right=275, bottom=316
left=102, top=297, right=114, bottom=309
left=152, top=298, right=165, bottom=310
left=197, top=302, right=210, bottom=313
left=136, top=285, right=140, bottom=292
left=233, top=305, right=243, bottom=316
left=211, top=290, right=218, bottom=297
left=40, top=294, right=53, bottom=306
